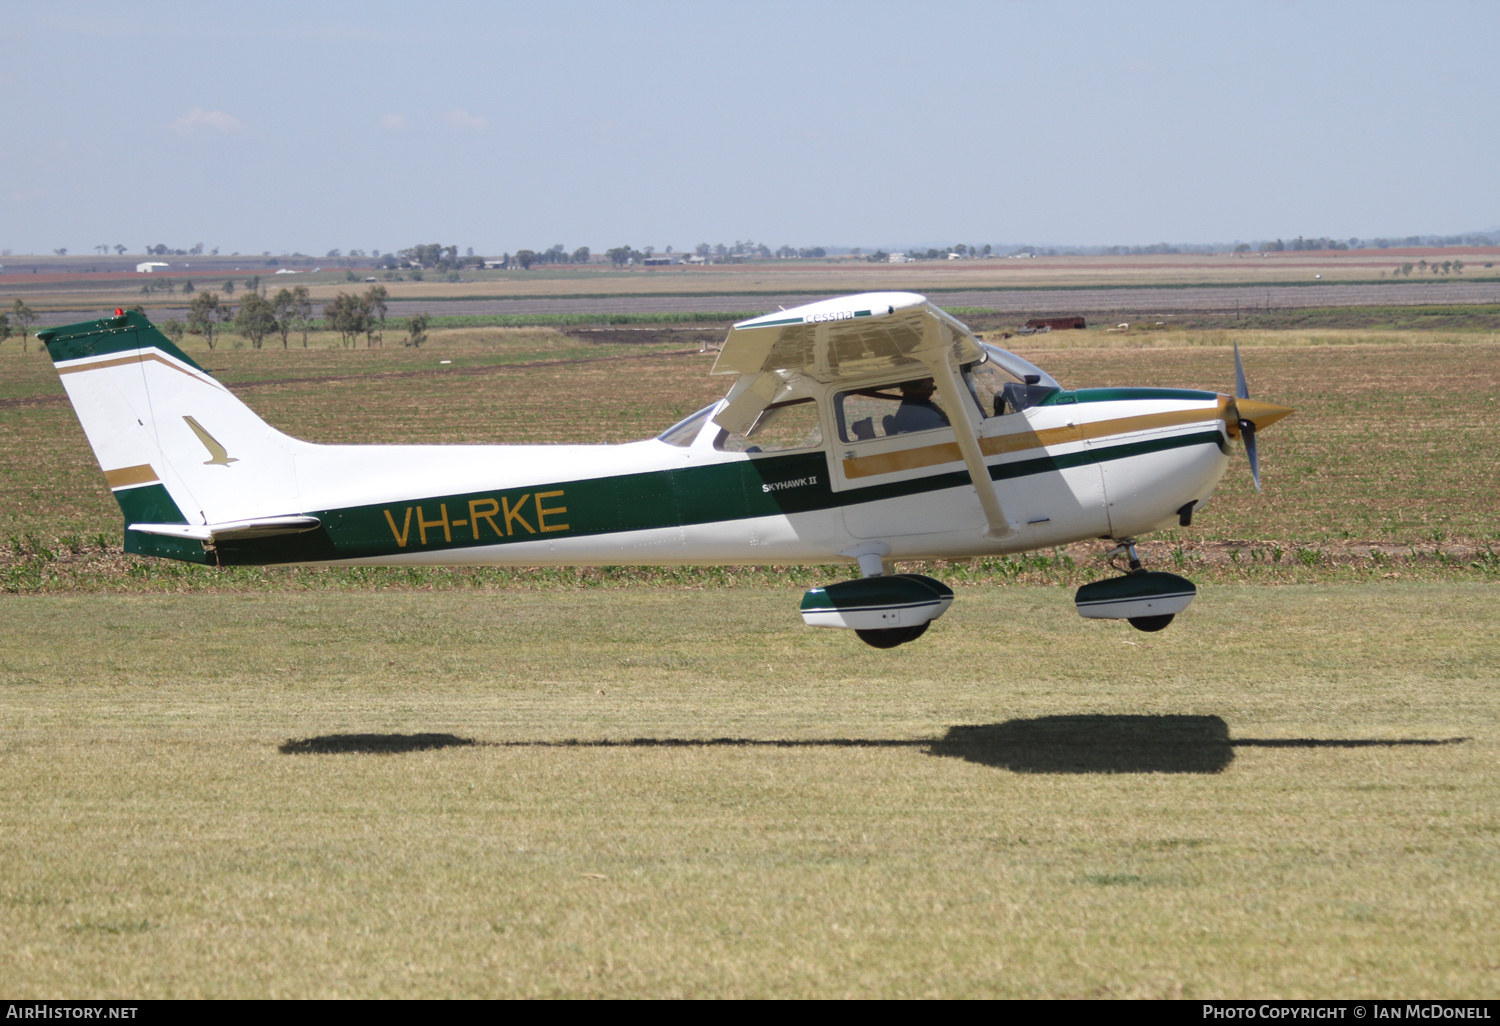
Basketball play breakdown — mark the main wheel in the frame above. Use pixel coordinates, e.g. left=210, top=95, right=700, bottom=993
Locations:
left=1127, top=614, right=1175, bottom=632
left=855, top=622, right=930, bottom=649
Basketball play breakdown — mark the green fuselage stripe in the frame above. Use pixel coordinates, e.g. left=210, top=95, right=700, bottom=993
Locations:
left=214, top=428, right=1226, bottom=565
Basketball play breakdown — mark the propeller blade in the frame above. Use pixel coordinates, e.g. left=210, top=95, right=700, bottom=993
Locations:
left=1242, top=421, right=1261, bottom=492
left=1234, top=340, right=1250, bottom=400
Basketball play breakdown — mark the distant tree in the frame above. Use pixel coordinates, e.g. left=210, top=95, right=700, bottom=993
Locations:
left=0, top=312, right=10, bottom=349
left=1454, top=260, right=1464, bottom=274
left=223, top=279, right=236, bottom=294
left=1441, top=261, right=1452, bottom=275
left=11, top=300, right=36, bottom=353
left=466, top=247, right=474, bottom=257
left=572, top=246, right=590, bottom=264
left=606, top=246, right=633, bottom=267
left=981, top=244, right=992, bottom=257
left=113, top=244, right=126, bottom=255
left=291, top=285, right=313, bottom=347
left=190, top=243, right=204, bottom=255
left=182, top=279, right=195, bottom=294
left=235, top=292, right=278, bottom=349
left=1401, top=263, right=1414, bottom=276
left=345, top=270, right=359, bottom=282
left=364, top=284, right=388, bottom=345
left=187, top=292, right=222, bottom=349
left=54, top=248, right=67, bottom=256
left=160, top=319, right=185, bottom=344
left=1233, top=243, right=1252, bottom=253
left=515, top=249, right=537, bottom=270
left=695, top=243, right=710, bottom=258
left=270, top=288, right=295, bottom=348
left=324, top=292, right=371, bottom=348
left=245, top=275, right=261, bottom=295
left=404, top=311, right=430, bottom=348
left=327, top=249, right=342, bottom=259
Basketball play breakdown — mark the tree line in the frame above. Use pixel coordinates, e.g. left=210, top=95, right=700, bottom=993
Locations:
left=155, top=285, right=429, bottom=350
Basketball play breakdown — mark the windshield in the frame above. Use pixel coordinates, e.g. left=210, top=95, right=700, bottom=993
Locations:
left=657, top=403, right=717, bottom=447
left=965, top=345, right=1063, bottom=417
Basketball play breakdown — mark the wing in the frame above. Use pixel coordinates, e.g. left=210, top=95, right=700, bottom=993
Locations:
left=711, top=291, right=982, bottom=383
left=709, top=292, right=984, bottom=435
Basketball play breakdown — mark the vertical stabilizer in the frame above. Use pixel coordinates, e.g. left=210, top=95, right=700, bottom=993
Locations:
left=40, top=310, right=307, bottom=561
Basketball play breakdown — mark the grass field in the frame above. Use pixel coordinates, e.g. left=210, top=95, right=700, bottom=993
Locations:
left=2, top=311, right=1498, bottom=997
left=1, top=585, right=1495, bottom=997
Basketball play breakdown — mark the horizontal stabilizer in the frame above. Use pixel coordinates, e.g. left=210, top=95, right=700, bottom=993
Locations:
left=128, top=516, right=322, bottom=542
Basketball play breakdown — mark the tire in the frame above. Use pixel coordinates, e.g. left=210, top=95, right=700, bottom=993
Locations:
left=1127, top=614, right=1175, bottom=633
left=855, top=622, right=930, bottom=649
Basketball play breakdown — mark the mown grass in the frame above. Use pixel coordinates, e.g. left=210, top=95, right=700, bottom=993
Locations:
left=1, top=585, right=1495, bottom=997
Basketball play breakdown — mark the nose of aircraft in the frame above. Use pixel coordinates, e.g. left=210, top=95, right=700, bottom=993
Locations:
left=1220, top=341, right=1295, bottom=491
left=1221, top=396, right=1295, bottom=437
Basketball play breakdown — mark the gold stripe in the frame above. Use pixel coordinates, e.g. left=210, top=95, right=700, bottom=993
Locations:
left=58, top=351, right=218, bottom=387
left=842, top=405, right=1223, bottom=480
left=105, top=464, right=159, bottom=488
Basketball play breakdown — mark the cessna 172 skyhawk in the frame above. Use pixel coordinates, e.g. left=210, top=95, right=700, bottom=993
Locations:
left=40, top=292, right=1292, bottom=648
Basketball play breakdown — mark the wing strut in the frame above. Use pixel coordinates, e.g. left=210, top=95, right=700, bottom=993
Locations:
left=917, top=314, right=1018, bottom=541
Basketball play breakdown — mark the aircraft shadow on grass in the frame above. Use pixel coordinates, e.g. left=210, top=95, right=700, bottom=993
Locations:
left=279, top=717, right=1466, bottom=773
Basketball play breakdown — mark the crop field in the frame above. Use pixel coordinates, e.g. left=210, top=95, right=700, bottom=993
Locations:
left=1, top=318, right=1498, bottom=996
left=3, top=323, right=1498, bottom=571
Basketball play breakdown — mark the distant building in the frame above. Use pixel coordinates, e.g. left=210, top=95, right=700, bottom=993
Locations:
left=136, top=262, right=169, bottom=273
left=642, top=256, right=676, bottom=266
left=1026, top=316, right=1086, bottom=331
left=888, top=253, right=911, bottom=263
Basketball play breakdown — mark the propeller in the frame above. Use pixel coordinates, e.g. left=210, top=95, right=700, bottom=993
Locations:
left=1224, top=341, right=1294, bottom=492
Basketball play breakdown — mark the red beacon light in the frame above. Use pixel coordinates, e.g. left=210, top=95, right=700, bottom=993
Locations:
left=114, top=308, right=124, bottom=316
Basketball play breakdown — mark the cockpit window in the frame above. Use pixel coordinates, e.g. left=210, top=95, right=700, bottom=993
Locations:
left=836, top=378, right=955, bottom=443
left=657, top=403, right=716, bottom=447
left=715, top=398, right=823, bottom=454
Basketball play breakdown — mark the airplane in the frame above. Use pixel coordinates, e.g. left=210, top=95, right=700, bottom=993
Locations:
left=38, top=292, right=1293, bottom=649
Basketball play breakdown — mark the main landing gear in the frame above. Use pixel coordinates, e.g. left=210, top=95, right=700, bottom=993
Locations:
left=1073, top=540, right=1198, bottom=632
left=800, top=572, right=955, bottom=649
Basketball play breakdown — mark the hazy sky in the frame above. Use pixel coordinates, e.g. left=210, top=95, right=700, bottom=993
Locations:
left=3, top=0, right=1496, bottom=256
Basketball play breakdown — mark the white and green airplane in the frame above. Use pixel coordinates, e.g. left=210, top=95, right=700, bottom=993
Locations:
left=40, top=292, right=1292, bottom=648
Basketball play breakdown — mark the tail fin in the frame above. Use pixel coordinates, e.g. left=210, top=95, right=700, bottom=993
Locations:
left=40, top=310, right=307, bottom=562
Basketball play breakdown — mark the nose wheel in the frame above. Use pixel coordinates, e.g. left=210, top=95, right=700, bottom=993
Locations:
left=1103, top=542, right=1176, bottom=632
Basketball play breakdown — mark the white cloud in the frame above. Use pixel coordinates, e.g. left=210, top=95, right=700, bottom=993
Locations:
left=171, top=107, right=244, bottom=136
left=443, top=109, right=486, bottom=131
left=380, top=113, right=409, bottom=131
